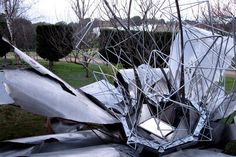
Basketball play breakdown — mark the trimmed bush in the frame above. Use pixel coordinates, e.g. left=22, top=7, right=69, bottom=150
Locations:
left=0, top=20, right=11, bottom=57
left=99, top=29, right=172, bottom=68
left=36, top=24, right=73, bottom=68
left=0, top=35, right=12, bottom=57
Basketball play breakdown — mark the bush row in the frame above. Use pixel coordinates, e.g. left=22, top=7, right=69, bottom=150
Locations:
left=99, top=29, right=173, bottom=68
left=36, top=24, right=73, bottom=62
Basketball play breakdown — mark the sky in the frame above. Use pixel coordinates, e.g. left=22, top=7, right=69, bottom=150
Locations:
left=27, top=0, right=77, bottom=23
left=25, top=0, right=236, bottom=24
left=27, top=0, right=195, bottom=23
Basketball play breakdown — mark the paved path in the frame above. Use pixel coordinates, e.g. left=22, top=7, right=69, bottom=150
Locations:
left=224, top=70, right=236, bottom=77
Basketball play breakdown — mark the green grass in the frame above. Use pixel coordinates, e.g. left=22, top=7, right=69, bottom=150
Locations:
left=224, top=140, right=236, bottom=155
left=51, top=62, right=112, bottom=88
left=222, top=76, right=236, bottom=126
left=52, top=62, right=96, bottom=87
left=0, top=106, right=48, bottom=141
left=225, top=76, right=236, bottom=93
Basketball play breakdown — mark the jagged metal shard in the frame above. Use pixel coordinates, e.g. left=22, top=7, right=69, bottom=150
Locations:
left=0, top=72, right=14, bottom=105
left=2, top=69, right=117, bottom=124
left=139, top=118, right=175, bottom=138
left=80, top=80, right=123, bottom=109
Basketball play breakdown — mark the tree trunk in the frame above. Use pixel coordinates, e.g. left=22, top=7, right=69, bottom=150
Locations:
left=49, top=60, right=53, bottom=70
left=85, top=62, right=90, bottom=78
left=4, top=1, right=21, bottom=65
left=3, top=55, right=7, bottom=67
left=82, top=54, right=90, bottom=78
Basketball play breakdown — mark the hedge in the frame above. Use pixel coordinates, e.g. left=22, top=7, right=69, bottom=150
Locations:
left=36, top=24, right=73, bottom=62
left=99, top=29, right=173, bottom=68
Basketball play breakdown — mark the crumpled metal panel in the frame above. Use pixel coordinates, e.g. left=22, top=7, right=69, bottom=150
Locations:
left=0, top=145, right=35, bottom=157
left=163, top=148, right=234, bottom=157
left=168, top=26, right=234, bottom=116
left=223, top=124, right=236, bottom=142
left=80, top=80, right=123, bottom=108
left=0, top=38, right=118, bottom=124
left=30, top=144, right=138, bottom=157
left=12, top=45, right=78, bottom=97
left=212, top=99, right=236, bottom=120
left=2, top=69, right=118, bottom=124
left=0, top=142, right=138, bottom=157
left=6, top=130, right=115, bottom=145
left=110, top=25, right=234, bottom=152
left=118, top=66, right=169, bottom=86
left=0, top=131, right=131, bottom=157
left=0, top=72, right=14, bottom=105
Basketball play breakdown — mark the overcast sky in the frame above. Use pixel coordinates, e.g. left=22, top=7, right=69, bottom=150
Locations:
left=28, top=0, right=195, bottom=23
left=26, top=0, right=235, bottom=24
left=28, top=0, right=77, bottom=23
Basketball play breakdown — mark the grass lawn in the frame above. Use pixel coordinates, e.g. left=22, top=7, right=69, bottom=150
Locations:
left=0, top=106, right=48, bottom=141
left=51, top=61, right=113, bottom=88
left=225, top=76, right=236, bottom=93
left=222, top=76, right=236, bottom=126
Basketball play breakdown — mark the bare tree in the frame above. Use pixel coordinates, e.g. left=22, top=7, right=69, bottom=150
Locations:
left=13, top=17, right=34, bottom=50
left=0, top=12, right=11, bottom=66
left=3, top=0, right=24, bottom=43
left=2, top=0, right=36, bottom=64
left=69, top=0, right=98, bottom=77
left=99, top=0, right=173, bottom=66
left=201, top=0, right=234, bottom=32
left=71, top=0, right=95, bottom=21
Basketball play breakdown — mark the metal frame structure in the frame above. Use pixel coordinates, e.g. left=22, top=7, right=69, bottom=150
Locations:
left=0, top=0, right=235, bottom=156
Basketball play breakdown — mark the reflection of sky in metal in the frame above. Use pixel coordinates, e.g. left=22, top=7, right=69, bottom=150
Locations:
left=139, top=118, right=175, bottom=138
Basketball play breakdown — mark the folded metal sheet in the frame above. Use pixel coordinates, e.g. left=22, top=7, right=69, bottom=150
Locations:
left=118, top=65, right=169, bottom=106
left=30, top=144, right=138, bottom=157
left=139, top=118, right=175, bottom=138
left=115, top=26, right=232, bottom=152
left=0, top=72, right=14, bottom=105
left=0, top=144, right=35, bottom=157
left=168, top=26, right=235, bottom=115
left=2, top=69, right=118, bottom=124
left=118, top=66, right=169, bottom=86
left=50, top=119, right=82, bottom=133
left=223, top=124, right=236, bottom=142
left=11, top=45, right=78, bottom=96
left=6, top=130, right=115, bottom=145
left=0, top=130, right=126, bottom=156
left=163, top=148, right=234, bottom=157
left=138, top=104, right=152, bottom=124
left=0, top=142, right=137, bottom=157
left=80, top=80, right=123, bottom=107
left=0, top=38, right=118, bottom=124
left=169, top=26, right=234, bottom=88
left=212, top=99, right=236, bottom=120
left=137, top=64, right=169, bottom=90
